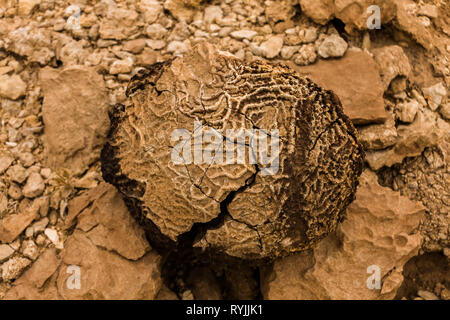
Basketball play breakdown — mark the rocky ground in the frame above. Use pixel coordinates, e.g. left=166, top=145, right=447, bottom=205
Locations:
left=0, top=0, right=448, bottom=300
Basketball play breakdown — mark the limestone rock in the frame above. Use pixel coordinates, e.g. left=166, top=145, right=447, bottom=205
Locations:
left=265, top=0, right=296, bottom=30
left=164, top=0, right=195, bottom=23
left=377, top=146, right=450, bottom=252
left=439, top=103, right=450, bottom=120
left=99, top=6, right=139, bottom=40
left=5, top=184, right=162, bottom=300
left=18, top=0, right=40, bottom=16
left=395, top=0, right=433, bottom=50
left=137, top=0, right=163, bottom=24
left=230, top=30, right=257, bottom=40
left=22, top=172, right=45, bottom=198
left=0, top=201, right=39, bottom=243
left=298, top=0, right=397, bottom=32
left=5, top=24, right=55, bottom=65
left=0, top=244, right=14, bottom=262
left=123, top=39, right=147, bottom=54
left=396, top=99, right=420, bottom=123
left=203, top=5, right=223, bottom=25
left=1, top=256, right=31, bottom=282
left=423, top=82, right=447, bottom=111
left=0, top=74, right=27, bottom=100
left=101, top=42, right=364, bottom=260
left=372, top=45, right=412, bottom=92
left=318, top=34, right=348, bottom=59
left=109, top=58, right=134, bottom=75
left=358, top=112, right=398, bottom=151
left=146, top=24, right=168, bottom=40
left=65, top=183, right=150, bottom=261
left=0, top=154, right=14, bottom=174
left=57, top=231, right=161, bottom=300
left=259, top=35, right=283, bottom=59
left=39, top=66, right=110, bottom=175
left=293, top=49, right=386, bottom=125
left=261, top=170, right=424, bottom=299
left=366, top=108, right=450, bottom=170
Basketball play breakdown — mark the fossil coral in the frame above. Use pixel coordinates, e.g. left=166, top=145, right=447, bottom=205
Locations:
left=101, top=42, right=364, bottom=260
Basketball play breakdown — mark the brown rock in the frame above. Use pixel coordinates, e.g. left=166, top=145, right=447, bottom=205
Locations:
left=123, top=39, right=147, bottom=54
left=377, top=145, right=450, bottom=252
left=57, top=231, right=161, bottom=300
left=164, top=0, right=196, bottom=23
left=137, top=0, right=164, bottom=24
left=0, top=154, right=14, bottom=174
left=136, top=48, right=164, bottom=67
left=366, top=108, right=450, bottom=170
left=358, top=111, right=398, bottom=151
left=372, top=45, right=412, bottom=92
left=0, top=74, right=27, bottom=100
left=22, top=172, right=45, bottom=198
left=259, top=35, right=284, bottom=59
left=4, top=248, right=61, bottom=299
left=0, top=201, right=39, bottom=243
left=261, top=170, right=425, bottom=299
left=5, top=185, right=162, bottom=300
left=265, top=0, right=296, bottom=29
left=39, top=66, right=110, bottom=175
left=17, top=0, right=40, bottom=16
left=292, top=49, right=387, bottom=125
left=1, top=257, right=32, bottom=282
left=0, top=244, right=14, bottom=262
left=66, top=183, right=150, bottom=261
left=395, top=0, right=433, bottom=50
left=99, top=7, right=139, bottom=40
left=5, top=24, right=55, bottom=66
left=298, top=0, right=397, bottom=32
left=102, top=42, right=364, bottom=259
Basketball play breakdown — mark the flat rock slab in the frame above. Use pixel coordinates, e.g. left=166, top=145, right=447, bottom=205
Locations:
left=290, top=49, right=387, bottom=125
left=39, top=66, right=110, bottom=176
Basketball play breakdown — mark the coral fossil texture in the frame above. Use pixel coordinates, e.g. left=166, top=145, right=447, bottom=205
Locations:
left=101, top=42, right=364, bottom=259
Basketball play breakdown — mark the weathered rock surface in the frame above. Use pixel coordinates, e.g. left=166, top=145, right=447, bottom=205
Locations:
left=358, top=111, right=398, bottom=151
left=0, top=75, right=27, bottom=100
left=372, top=45, right=412, bottom=92
left=261, top=170, right=425, bottom=299
left=378, top=144, right=450, bottom=252
left=39, top=66, right=110, bottom=176
left=0, top=201, right=39, bottom=244
left=317, top=34, right=348, bottom=59
left=292, top=49, right=386, bottom=125
left=4, top=23, right=55, bottom=65
left=102, top=42, right=364, bottom=260
left=366, top=108, right=450, bottom=170
left=298, top=0, right=397, bottom=32
left=5, top=183, right=163, bottom=300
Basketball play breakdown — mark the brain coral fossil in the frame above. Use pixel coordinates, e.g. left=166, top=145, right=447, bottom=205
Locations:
left=101, top=42, right=365, bottom=260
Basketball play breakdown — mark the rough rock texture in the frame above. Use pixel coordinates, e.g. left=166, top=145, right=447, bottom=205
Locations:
left=292, top=49, right=386, bottom=125
left=0, top=74, right=27, bottom=100
left=261, top=170, right=425, bottom=299
left=378, top=143, right=450, bottom=252
left=4, top=183, right=163, bottom=300
left=372, top=45, right=412, bottom=92
left=365, top=108, right=449, bottom=170
left=298, top=0, right=397, bottom=32
left=102, top=42, right=364, bottom=260
left=39, top=66, right=110, bottom=176
left=0, top=201, right=39, bottom=244
left=358, top=111, right=398, bottom=151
